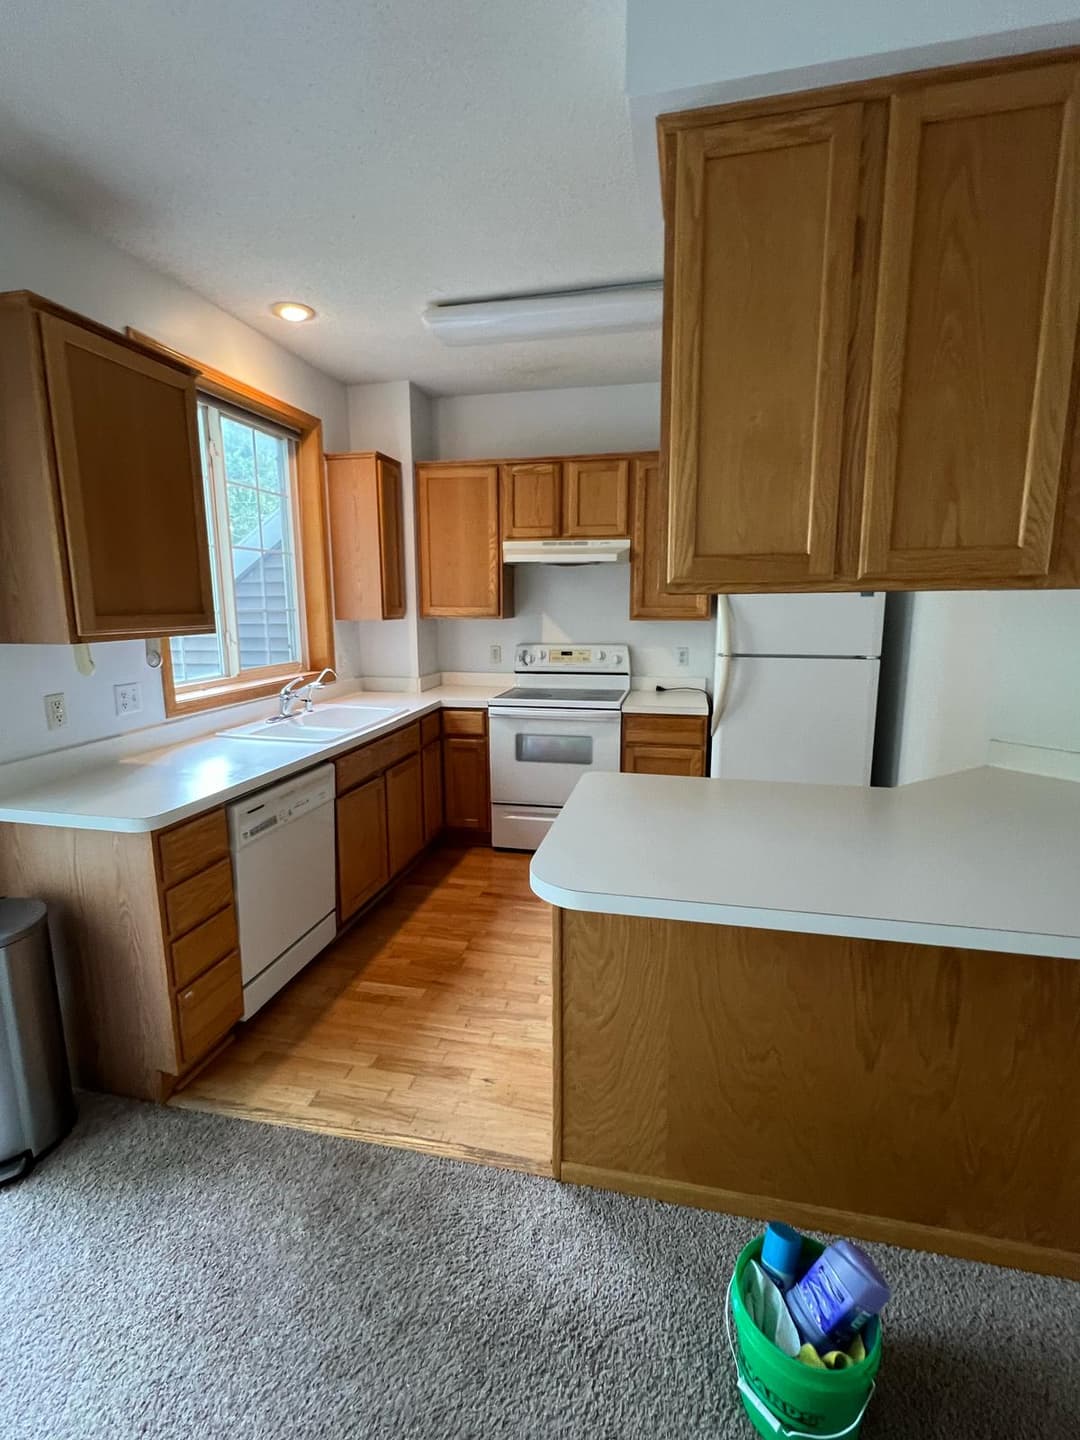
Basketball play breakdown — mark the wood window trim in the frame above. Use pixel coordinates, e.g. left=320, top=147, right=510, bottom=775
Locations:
left=127, top=329, right=335, bottom=716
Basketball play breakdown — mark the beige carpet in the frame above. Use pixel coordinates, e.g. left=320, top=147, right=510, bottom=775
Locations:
left=2, top=1094, right=1078, bottom=1438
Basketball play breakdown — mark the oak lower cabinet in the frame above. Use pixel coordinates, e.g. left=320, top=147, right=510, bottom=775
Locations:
left=442, top=710, right=491, bottom=835
left=0, top=291, right=214, bottom=642
left=0, top=807, right=242, bottom=1102
left=326, top=451, right=406, bottom=620
left=660, top=53, right=1080, bottom=592
left=416, top=463, right=512, bottom=617
left=336, top=774, right=390, bottom=922
left=622, top=714, right=708, bottom=777
left=422, top=737, right=444, bottom=844
left=386, top=753, right=424, bottom=877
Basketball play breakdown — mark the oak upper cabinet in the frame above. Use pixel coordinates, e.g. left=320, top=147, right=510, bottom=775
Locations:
left=660, top=54, right=1080, bottom=593
left=859, top=65, right=1080, bottom=584
left=500, top=462, right=561, bottom=538
left=630, top=457, right=711, bottom=620
left=563, top=459, right=630, bottom=537
left=326, top=451, right=406, bottom=620
left=0, top=291, right=214, bottom=643
left=417, top=463, right=512, bottom=617
left=336, top=773, right=390, bottom=922
left=663, top=104, right=862, bottom=589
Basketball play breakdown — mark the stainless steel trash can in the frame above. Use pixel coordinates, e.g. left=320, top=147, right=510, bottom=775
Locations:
left=0, top=898, right=75, bottom=1183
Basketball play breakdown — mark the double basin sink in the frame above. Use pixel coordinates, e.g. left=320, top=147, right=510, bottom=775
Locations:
left=219, top=703, right=408, bottom=748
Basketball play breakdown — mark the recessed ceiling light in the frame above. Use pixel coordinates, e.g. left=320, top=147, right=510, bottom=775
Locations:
left=271, top=301, right=316, bottom=323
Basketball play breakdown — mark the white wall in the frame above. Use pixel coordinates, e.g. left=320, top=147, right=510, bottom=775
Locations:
left=0, top=174, right=349, bottom=765
left=429, top=382, right=714, bottom=680
left=875, top=588, right=1080, bottom=785
left=431, top=382, right=662, bottom=459
left=338, top=381, right=439, bottom=684
left=990, top=591, right=1080, bottom=755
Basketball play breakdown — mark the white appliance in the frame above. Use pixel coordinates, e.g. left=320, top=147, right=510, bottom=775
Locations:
left=227, top=766, right=338, bottom=1018
left=711, top=593, right=885, bottom=785
left=502, top=538, right=629, bottom=565
left=489, top=643, right=629, bottom=851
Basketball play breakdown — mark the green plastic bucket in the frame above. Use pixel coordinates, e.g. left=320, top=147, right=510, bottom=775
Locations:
left=726, top=1236, right=882, bottom=1439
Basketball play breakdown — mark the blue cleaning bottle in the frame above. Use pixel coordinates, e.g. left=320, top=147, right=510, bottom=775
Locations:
left=785, top=1239, right=890, bottom=1350
left=759, top=1221, right=803, bottom=1291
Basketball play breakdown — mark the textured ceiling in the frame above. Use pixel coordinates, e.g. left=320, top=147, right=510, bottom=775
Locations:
left=0, top=0, right=662, bottom=394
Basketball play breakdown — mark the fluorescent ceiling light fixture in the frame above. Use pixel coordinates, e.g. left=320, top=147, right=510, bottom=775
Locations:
left=421, top=282, right=662, bottom=346
left=271, top=301, right=316, bottom=323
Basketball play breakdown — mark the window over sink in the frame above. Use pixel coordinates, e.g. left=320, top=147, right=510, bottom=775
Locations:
left=169, top=399, right=304, bottom=690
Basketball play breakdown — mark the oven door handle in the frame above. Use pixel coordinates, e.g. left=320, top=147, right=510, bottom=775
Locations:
left=488, top=707, right=623, bottom=723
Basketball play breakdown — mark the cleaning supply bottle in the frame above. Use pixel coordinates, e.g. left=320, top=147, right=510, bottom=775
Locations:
left=785, top=1239, right=890, bottom=1351
left=759, top=1221, right=803, bottom=1291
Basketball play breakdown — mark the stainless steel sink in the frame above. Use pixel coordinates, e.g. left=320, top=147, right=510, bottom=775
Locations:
left=218, top=705, right=408, bottom=745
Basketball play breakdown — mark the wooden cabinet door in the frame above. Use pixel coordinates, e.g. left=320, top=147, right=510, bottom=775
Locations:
left=501, top=462, right=561, bottom=538
left=443, top=736, right=490, bottom=831
left=622, top=742, right=706, bottom=777
left=39, top=314, right=214, bottom=638
left=377, top=455, right=406, bottom=617
left=417, top=463, right=506, bottom=616
left=665, top=104, right=862, bottom=588
left=861, top=65, right=1080, bottom=583
left=629, top=457, right=711, bottom=619
left=422, top=739, right=444, bottom=844
left=336, top=774, right=389, bottom=921
left=327, top=452, right=406, bottom=620
left=563, top=459, right=629, bottom=536
left=386, top=754, right=424, bottom=878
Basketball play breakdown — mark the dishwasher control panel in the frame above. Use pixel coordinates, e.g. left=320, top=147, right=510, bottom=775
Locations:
left=228, top=765, right=336, bottom=849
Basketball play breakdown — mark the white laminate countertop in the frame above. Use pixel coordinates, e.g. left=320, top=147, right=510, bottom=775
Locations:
left=530, top=766, right=1080, bottom=959
left=622, top=688, right=709, bottom=716
left=0, top=686, right=502, bottom=834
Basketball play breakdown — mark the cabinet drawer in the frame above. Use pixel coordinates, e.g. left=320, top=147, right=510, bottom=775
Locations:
left=420, top=711, right=441, bottom=746
left=622, top=713, right=707, bottom=747
left=176, top=952, right=243, bottom=1068
left=442, top=708, right=487, bottom=737
left=335, top=722, right=420, bottom=793
left=157, top=809, right=228, bottom=887
left=164, top=856, right=233, bottom=939
left=622, top=742, right=706, bottom=777
left=170, top=903, right=238, bottom=991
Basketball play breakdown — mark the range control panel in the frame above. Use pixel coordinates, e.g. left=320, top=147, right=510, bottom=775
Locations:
left=513, top=643, right=629, bottom=673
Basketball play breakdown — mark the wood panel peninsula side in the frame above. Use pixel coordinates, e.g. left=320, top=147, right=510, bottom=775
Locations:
left=531, top=769, right=1080, bottom=1280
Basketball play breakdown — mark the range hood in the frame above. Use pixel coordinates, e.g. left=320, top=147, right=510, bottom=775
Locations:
left=502, top=539, right=630, bottom=566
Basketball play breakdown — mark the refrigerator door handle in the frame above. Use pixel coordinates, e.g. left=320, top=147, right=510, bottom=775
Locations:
left=711, top=594, right=734, bottom=737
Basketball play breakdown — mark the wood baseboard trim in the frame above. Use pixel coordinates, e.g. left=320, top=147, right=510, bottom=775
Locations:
left=559, top=1163, right=1080, bottom=1281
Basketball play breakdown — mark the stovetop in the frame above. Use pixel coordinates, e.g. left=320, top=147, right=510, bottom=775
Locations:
left=494, top=686, right=625, bottom=705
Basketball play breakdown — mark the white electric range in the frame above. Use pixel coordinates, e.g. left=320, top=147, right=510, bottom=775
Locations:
left=488, top=643, right=629, bottom=851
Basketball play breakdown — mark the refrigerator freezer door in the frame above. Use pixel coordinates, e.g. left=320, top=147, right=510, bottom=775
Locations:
left=710, top=656, right=880, bottom=785
left=723, top=593, right=885, bottom=658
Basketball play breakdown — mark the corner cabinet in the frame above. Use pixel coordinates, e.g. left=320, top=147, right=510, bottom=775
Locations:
left=660, top=54, right=1080, bottom=592
left=326, top=451, right=406, bottom=620
left=0, top=291, right=214, bottom=642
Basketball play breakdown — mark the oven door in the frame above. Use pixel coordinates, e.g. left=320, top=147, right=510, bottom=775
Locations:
left=489, top=707, right=622, bottom=807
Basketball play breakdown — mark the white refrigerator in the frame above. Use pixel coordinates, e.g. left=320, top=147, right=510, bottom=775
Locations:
left=710, top=593, right=885, bottom=785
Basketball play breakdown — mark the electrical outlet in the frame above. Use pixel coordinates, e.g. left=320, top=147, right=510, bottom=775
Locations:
left=489, top=643, right=503, bottom=665
left=44, top=692, right=67, bottom=731
left=675, top=646, right=690, bottom=667
left=114, top=682, right=142, bottom=716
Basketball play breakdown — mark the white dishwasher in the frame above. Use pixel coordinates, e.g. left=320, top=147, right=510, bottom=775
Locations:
left=227, top=766, right=337, bottom=1019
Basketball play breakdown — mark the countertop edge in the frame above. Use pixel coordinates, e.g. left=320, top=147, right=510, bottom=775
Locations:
left=530, top=870, right=1080, bottom=960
